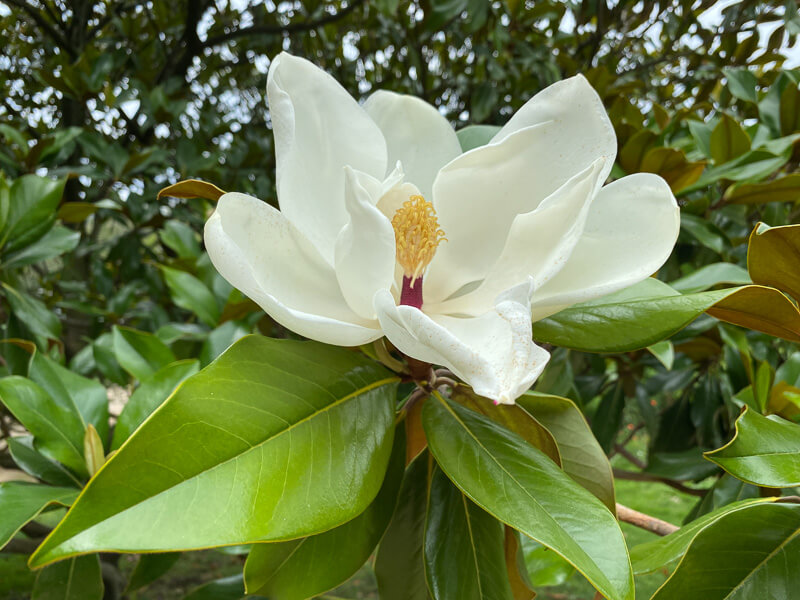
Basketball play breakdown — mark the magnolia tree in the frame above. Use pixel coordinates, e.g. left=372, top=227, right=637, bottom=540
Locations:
left=4, top=47, right=800, bottom=600
left=0, top=37, right=800, bottom=600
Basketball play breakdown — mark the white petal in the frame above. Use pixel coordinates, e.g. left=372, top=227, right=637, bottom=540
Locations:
left=334, top=167, right=396, bottom=320
left=493, top=74, right=616, bottom=185
left=364, top=90, right=462, bottom=200
left=428, top=158, right=606, bottom=316
left=426, top=119, right=611, bottom=304
left=267, top=53, right=387, bottom=261
left=374, top=283, right=550, bottom=405
left=205, top=192, right=381, bottom=346
left=532, top=173, right=680, bottom=320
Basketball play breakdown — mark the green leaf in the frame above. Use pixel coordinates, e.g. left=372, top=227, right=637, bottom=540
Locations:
left=780, top=81, right=800, bottom=135
left=670, top=263, right=751, bottom=294
left=425, top=467, right=513, bottom=600
left=0, top=377, right=87, bottom=476
left=374, top=453, right=430, bottom=600
left=648, top=340, right=675, bottom=369
left=518, top=392, right=616, bottom=512
left=111, top=360, right=199, bottom=451
left=112, top=325, right=176, bottom=381
left=748, top=222, right=800, bottom=303
left=29, top=336, right=399, bottom=567
left=2, top=283, right=62, bottom=341
left=680, top=213, right=729, bottom=254
left=705, top=407, right=800, bottom=487
left=451, top=386, right=561, bottom=466
left=1, top=175, right=65, bottom=251
left=1, top=226, right=79, bottom=269
left=456, top=125, right=501, bottom=152
left=532, top=278, right=800, bottom=352
left=7, top=436, right=82, bottom=487
left=520, top=538, right=575, bottom=587
left=723, top=67, right=759, bottom=103
left=91, top=333, right=128, bottom=385
left=651, top=503, right=800, bottom=599
left=157, top=179, right=225, bottom=203
left=683, top=149, right=791, bottom=195
left=243, top=428, right=405, bottom=598
left=183, top=574, right=261, bottom=600
left=0, top=482, right=78, bottom=548
left=160, top=219, right=201, bottom=258
left=724, top=174, right=800, bottom=205
left=29, top=350, right=109, bottom=446
left=422, top=394, right=633, bottom=600
left=161, top=266, right=221, bottom=327
left=126, top=553, right=181, bottom=593
left=32, top=555, right=104, bottom=600
left=630, top=498, right=774, bottom=575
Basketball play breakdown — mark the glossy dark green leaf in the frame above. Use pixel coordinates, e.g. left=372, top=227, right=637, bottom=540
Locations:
left=111, top=359, right=200, bottom=450
left=32, top=555, right=103, bottom=600
left=0, top=482, right=78, bottom=548
left=651, top=502, right=800, bottom=599
left=590, top=381, right=625, bottom=454
left=1, top=225, right=79, bottom=269
left=374, top=453, right=431, bottom=600
left=183, top=574, right=266, bottom=600
left=705, top=407, right=800, bottom=487
left=7, top=436, right=82, bottom=487
left=423, top=394, right=633, bottom=600
left=425, top=467, right=513, bottom=600
left=519, top=392, right=616, bottom=512
left=126, top=552, right=181, bottom=593
left=29, top=350, right=109, bottom=446
left=29, top=336, right=398, bottom=567
left=2, top=284, right=62, bottom=341
left=0, top=377, right=87, bottom=476
left=630, top=498, right=773, bottom=575
left=243, top=427, right=405, bottom=599
left=91, top=332, right=128, bottom=385
left=112, top=325, right=176, bottom=381
left=161, top=266, right=221, bottom=327
left=532, top=278, right=800, bottom=352
left=684, top=473, right=759, bottom=522
left=1, top=175, right=65, bottom=251
left=452, top=386, right=561, bottom=466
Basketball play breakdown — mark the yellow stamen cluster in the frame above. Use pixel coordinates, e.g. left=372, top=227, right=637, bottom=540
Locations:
left=391, top=195, right=446, bottom=286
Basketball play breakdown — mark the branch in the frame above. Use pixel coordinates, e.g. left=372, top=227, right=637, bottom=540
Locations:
left=613, top=467, right=707, bottom=497
left=202, top=0, right=365, bottom=48
left=617, top=503, right=678, bottom=536
left=5, top=0, right=75, bottom=57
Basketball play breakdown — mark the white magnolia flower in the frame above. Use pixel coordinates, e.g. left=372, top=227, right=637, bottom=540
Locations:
left=204, top=52, right=680, bottom=405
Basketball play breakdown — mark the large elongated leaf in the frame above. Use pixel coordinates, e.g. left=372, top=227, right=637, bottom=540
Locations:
left=0, top=482, right=78, bottom=548
left=32, top=555, right=103, bottom=600
left=422, top=394, right=633, bottom=600
left=29, top=351, right=109, bottom=446
left=532, top=278, right=800, bottom=352
left=705, top=407, right=800, bottom=487
left=630, top=498, right=774, bottom=575
left=243, top=428, right=405, bottom=599
left=0, top=377, right=87, bottom=476
left=7, top=436, right=82, bottom=487
left=425, top=467, right=513, bottom=600
left=452, top=387, right=560, bottom=465
left=374, top=453, right=431, bottom=600
left=1, top=225, right=79, bottom=269
left=29, top=336, right=399, bottom=567
left=747, top=222, right=800, bottom=302
left=651, top=503, right=800, bottom=599
left=112, top=326, right=176, bottom=381
left=1, top=175, right=65, bottom=251
left=518, top=392, right=616, bottom=512
left=111, top=360, right=200, bottom=450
